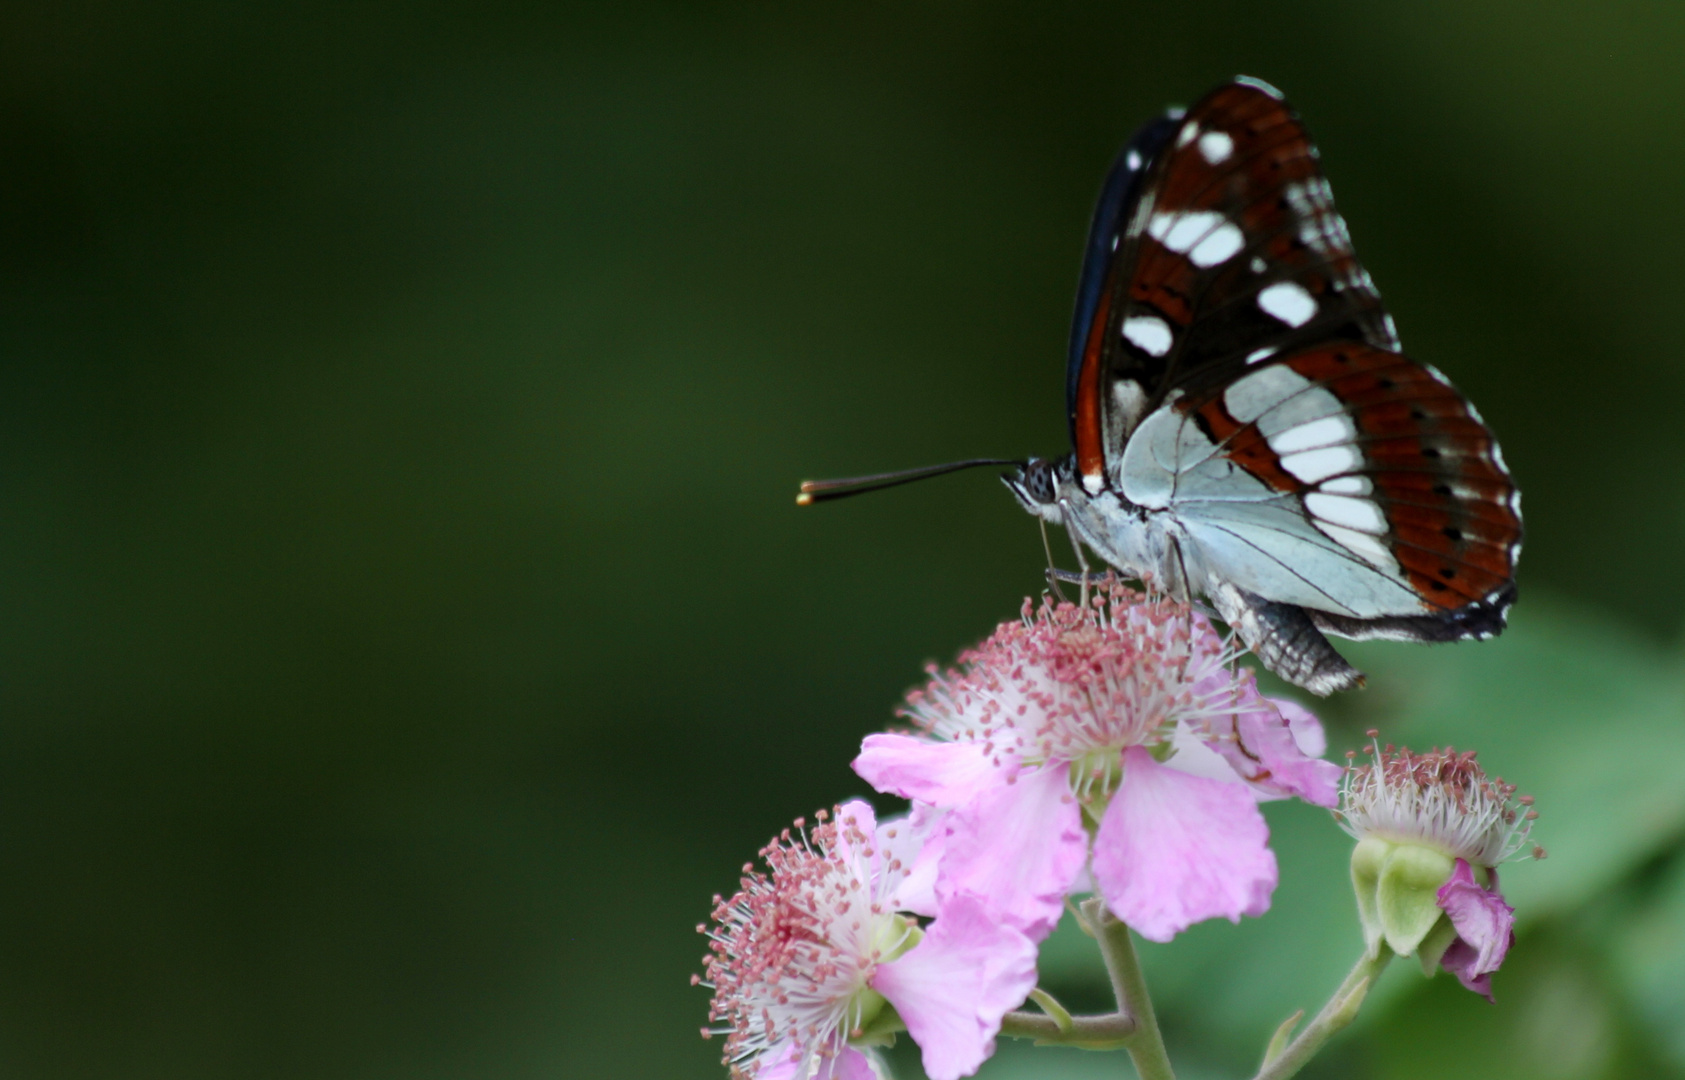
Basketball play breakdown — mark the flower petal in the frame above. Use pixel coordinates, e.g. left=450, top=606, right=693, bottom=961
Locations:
left=853, top=734, right=1003, bottom=807
left=1200, top=698, right=1341, bottom=807
left=1277, top=698, right=1327, bottom=757
left=831, top=799, right=881, bottom=883
left=1438, top=938, right=1495, bottom=1001
left=754, top=1043, right=880, bottom=1080
left=871, top=893, right=1037, bottom=1080
left=1092, top=746, right=1277, bottom=942
left=879, top=803, right=946, bottom=917
left=1436, top=858, right=1515, bottom=998
left=934, top=764, right=1086, bottom=939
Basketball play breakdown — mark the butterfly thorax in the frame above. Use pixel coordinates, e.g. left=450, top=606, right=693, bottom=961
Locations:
left=1004, top=456, right=1184, bottom=598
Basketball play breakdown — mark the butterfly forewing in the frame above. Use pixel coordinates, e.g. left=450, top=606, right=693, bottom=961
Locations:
left=1070, top=80, right=1403, bottom=492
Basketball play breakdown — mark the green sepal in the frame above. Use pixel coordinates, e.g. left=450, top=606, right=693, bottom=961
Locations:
left=1349, top=837, right=1390, bottom=957
left=849, top=990, right=902, bottom=1047
left=1415, top=913, right=1459, bottom=977
left=1375, top=844, right=1455, bottom=958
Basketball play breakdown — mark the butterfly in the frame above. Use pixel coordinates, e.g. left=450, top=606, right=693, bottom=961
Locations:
left=801, top=77, right=1521, bottom=696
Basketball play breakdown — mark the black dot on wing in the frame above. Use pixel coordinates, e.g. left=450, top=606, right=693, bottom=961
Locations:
left=1410, top=408, right=1427, bottom=420
left=1442, top=526, right=1463, bottom=541
left=1433, top=484, right=1452, bottom=496
left=1427, top=579, right=1447, bottom=591
left=1439, top=567, right=1457, bottom=579
left=1377, top=377, right=1396, bottom=390
left=1421, top=448, right=1441, bottom=459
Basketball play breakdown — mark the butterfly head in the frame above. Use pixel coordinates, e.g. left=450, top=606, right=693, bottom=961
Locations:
left=1002, top=455, right=1075, bottom=523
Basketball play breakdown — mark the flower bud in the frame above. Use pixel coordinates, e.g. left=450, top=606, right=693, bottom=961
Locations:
left=1335, top=735, right=1542, bottom=998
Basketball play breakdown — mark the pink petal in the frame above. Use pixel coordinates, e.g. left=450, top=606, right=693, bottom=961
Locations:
left=879, top=803, right=946, bottom=917
left=1436, top=858, right=1515, bottom=998
left=1438, top=938, right=1495, bottom=1001
left=853, top=734, right=1004, bottom=807
left=831, top=799, right=881, bottom=880
left=934, top=764, right=1086, bottom=940
left=1277, top=698, right=1327, bottom=757
left=871, top=893, right=1037, bottom=1080
left=755, top=1043, right=879, bottom=1080
left=1091, top=746, right=1277, bottom=942
left=1200, top=698, right=1341, bottom=807
left=823, top=1048, right=881, bottom=1080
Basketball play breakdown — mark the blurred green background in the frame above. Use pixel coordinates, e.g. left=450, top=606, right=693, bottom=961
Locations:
left=1, top=2, right=1683, bottom=1078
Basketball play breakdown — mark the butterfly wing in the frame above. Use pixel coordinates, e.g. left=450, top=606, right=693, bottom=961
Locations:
left=1069, top=77, right=1400, bottom=493
left=1123, top=345, right=1520, bottom=629
left=1068, top=77, right=1519, bottom=642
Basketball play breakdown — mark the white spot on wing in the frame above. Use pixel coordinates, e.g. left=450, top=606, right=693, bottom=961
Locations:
left=1320, top=475, right=1372, bottom=496
left=1188, top=222, right=1244, bottom=266
left=1198, top=130, right=1234, bottom=164
left=1268, top=414, right=1355, bottom=455
left=1176, top=122, right=1199, bottom=148
left=1279, top=445, right=1361, bottom=484
left=1223, top=365, right=1311, bottom=423
left=1313, top=520, right=1399, bottom=572
left=1257, top=281, right=1317, bottom=327
left=1249, top=256, right=1267, bottom=274
left=1148, top=211, right=1244, bottom=267
left=1490, top=441, right=1509, bottom=473
left=1245, top=346, right=1276, bottom=365
left=1305, top=492, right=1387, bottom=534
left=1126, top=149, right=1143, bottom=171
left=1122, top=315, right=1173, bottom=357
left=1111, top=380, right=1148, bottom=432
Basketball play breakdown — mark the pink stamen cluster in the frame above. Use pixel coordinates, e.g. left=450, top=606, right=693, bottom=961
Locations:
left=900, top=584, right=1245, bottom=794
left=697, top=808, right=902, bottom=1079
left=1337, top=731, right=1544, bottom=867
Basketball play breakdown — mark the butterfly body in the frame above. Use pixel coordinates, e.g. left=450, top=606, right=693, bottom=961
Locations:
left=1005, top=78, right=1521, bottom=695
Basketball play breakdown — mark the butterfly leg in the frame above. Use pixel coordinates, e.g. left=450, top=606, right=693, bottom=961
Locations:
left=1208, top=583, right=1365, bottom=696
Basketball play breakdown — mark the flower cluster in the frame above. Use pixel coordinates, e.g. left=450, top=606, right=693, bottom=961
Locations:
left=694, top=581, right=1542, bottom=1077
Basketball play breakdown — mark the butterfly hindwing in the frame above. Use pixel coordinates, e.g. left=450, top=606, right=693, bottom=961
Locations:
left=1148, top=345, right=1521, bottom=627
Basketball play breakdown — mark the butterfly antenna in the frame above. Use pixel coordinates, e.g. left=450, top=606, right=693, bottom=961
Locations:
left=796, top=459, right=1022, bottom=505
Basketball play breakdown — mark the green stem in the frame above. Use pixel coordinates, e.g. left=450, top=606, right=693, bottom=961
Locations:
left=1251, top=945, right=1393, bottom=1080
left=1086, top=898, right=1176, bottom=1080
left=998, top=1006, right=1136, bottom=1048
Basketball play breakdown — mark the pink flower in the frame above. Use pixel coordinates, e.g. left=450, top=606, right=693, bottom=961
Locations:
left=853, top=583, right=1340, bottom=943
left=1338, top=739, right=1542, bottom=999
left=1436, top=859, right=1515, bottom=999
left=698, top=801, right=1037, bottom=1080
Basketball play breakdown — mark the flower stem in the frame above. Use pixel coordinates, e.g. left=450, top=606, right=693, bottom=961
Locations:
left=998, top=1006, right=1136, bottom=1048
left=1251, top=945, right=1393, bottom=1080
left=1085, top=897, right=1176, bottom=1080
